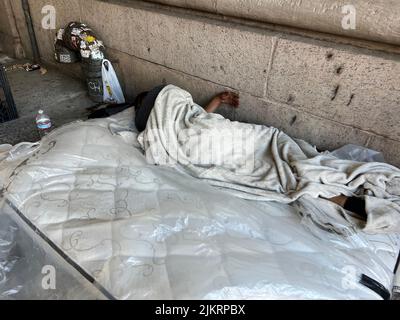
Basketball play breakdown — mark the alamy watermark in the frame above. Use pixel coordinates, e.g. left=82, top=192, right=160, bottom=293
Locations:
left=40, top=4, right=357, bottom=31
left=41, top=5, right=56, bottom=30
left=341, top=265, right=358, bottom=290
left=41, top=265, right=56, bottom=290
left=341, top=5, right=357, bottom=30
left=142, top=127, right=257, bottom=172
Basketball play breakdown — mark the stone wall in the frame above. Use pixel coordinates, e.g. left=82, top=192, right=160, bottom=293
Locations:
left=2, top=0, right=400, bottom=166
left=144, top=0, right=400, bottom=46
left=0, top=0, right=15, bottom=55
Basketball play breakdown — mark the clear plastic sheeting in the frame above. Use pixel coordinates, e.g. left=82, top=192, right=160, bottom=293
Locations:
left=0, top=109, right=399, bottom=300
left=0, top=199, right=108, bottom=300
left=331, top=144, right=385, bottom=163
left=394, top=270, right=400, bottom=297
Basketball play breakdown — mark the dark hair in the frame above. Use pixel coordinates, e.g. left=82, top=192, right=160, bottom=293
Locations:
left=134, top=91, right=149, bottom=112
left=134, top=85, right=167, bottom=132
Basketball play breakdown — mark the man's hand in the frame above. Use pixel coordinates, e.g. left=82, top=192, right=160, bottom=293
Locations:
left=205, top=91, right=240, bottom=113
left=217, top=91, right=240, bottom=108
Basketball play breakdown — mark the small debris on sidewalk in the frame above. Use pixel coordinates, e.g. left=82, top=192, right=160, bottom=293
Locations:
left=23, top=63, right=41, bottom=72
left=5, top=63, right=45, bottom=73
left=40, top=67, right=48, bottom=75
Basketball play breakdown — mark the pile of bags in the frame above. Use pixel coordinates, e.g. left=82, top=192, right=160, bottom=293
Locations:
left=54, top=22, right=125, bottom=104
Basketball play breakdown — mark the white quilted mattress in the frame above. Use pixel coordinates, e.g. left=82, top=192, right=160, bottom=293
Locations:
left=1, top=109, right=399, bottom=299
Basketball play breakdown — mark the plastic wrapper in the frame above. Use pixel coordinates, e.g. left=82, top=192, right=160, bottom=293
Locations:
left=0, top=200, right=108, bottom=300
left=331, top=144, right=385, bottom=163
left=0, top=109, right=399, bottom=300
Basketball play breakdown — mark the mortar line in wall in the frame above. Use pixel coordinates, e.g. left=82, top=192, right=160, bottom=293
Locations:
left=103, top=0, right=400, bottom=55
left=106, top=48, right=244, bottom=93
left=365, top=136, right=373, bottom=148
left=263, top=36, right=278, bottom=97
left=260, top=95, right=400, bottom=144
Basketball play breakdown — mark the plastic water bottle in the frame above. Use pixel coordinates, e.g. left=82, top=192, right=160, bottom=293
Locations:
left=36, top=110, right=52, bottom=137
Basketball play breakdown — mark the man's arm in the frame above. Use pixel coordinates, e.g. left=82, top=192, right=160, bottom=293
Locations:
left=205, top=91, right=240, bottom=113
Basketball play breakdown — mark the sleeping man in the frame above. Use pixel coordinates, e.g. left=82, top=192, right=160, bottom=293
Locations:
left=134, top=85, right=240, bottom=132
left=134, top=84, right=400, bottom=233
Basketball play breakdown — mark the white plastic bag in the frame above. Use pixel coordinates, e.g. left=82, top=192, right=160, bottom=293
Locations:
left=102, top=59, right=125, bottom=104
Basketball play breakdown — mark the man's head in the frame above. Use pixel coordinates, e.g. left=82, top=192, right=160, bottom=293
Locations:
left=134, top=85, right=167, bottom=132
left=133, top=91, right=149, bottom=113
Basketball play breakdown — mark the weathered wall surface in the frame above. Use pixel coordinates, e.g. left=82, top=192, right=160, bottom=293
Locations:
left=0, top=0, right=27, bottom=58
left=2, top=0, right=400, bottom=166
left=146, top=0, right=400, bottom=46
left=0, top=0, right=15, bottom=55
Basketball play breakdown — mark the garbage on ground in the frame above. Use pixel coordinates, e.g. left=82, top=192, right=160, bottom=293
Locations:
left=4, top=63, right=42, bottom=73
left=54, top=29, right=79, bottom=64
left=62, top=22, right=105, bottom=61
left=23, top=63, right=40, bottom=72
left=54, top=22, right=125, bottom=104
left=39, top=67, right=47, bottom=75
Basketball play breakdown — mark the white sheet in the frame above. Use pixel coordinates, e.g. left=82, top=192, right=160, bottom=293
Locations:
left=0, top=109, right=399, bottom=300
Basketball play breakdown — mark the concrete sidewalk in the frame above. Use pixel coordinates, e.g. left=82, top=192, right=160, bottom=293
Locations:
left=0, top=53, right=96, bottom=145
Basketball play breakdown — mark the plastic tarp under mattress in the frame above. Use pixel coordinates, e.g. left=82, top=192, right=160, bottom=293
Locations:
left=1, top=109, right=399, bottom=300
left=0, top=202, right=108, bottom=300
